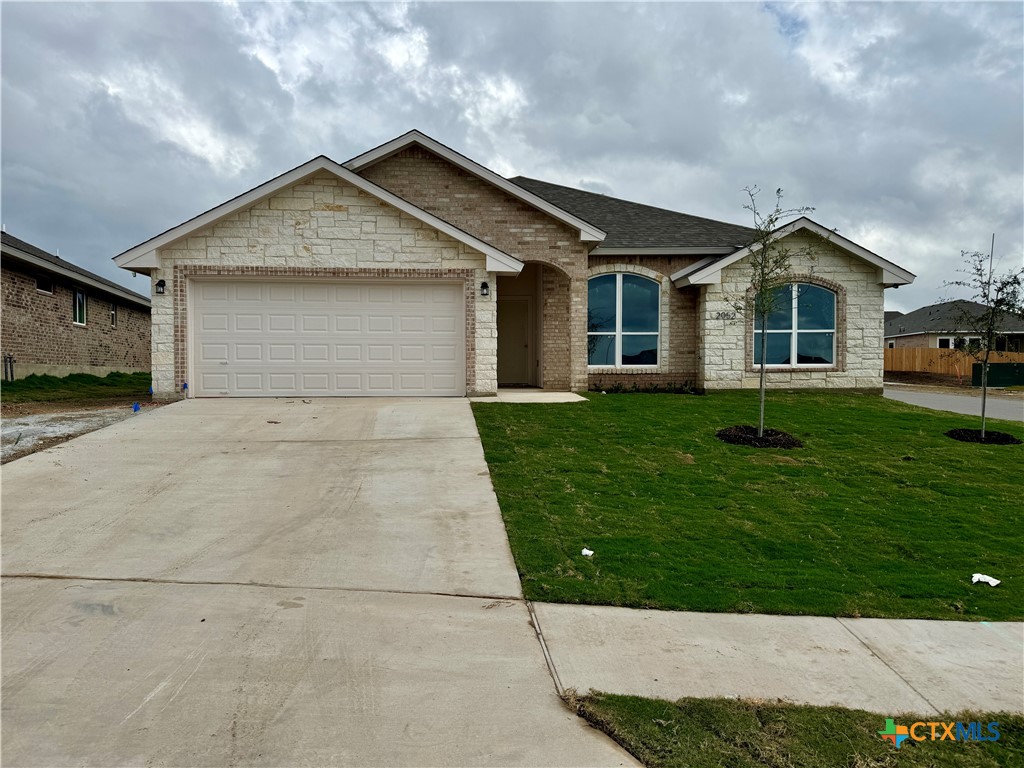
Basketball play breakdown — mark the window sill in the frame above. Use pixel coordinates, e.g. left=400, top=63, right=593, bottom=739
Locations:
left=588, top=365, right=661, bottom=373
left=72, top=322, right=87, bottom=327
left=747, top=366, right=839, bottom=373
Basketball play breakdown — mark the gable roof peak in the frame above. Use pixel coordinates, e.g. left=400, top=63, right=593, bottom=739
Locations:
left=343, top=131, right=606, bottom=243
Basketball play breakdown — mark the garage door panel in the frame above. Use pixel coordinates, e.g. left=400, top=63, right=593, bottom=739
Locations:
left=235, top=373, right=264, bottom=392
left=302, top=344, right=329, bottom=361
left=301, top=315, right=329, bottom=332
left=202, top=314, right=229, bottom=331
left=269, top=345, right=296, bottom=361
left=335, top=315, right=361, bottom=332
left=193, top=280, right=464, bottom=397
left=200, top=343, right=229, bottom=362
left=235, top=285, right=262, bottom=301
left=367, top=373, right=395, bottom=391
left=201, top=372, right=230, bottom=391
left=302, top=373, right=330, bottom=391
left=200, top=283, right=229, bottom=301
left=236, top=344, right=262, bottom=361
left=400, top=345, right=426, bottom=362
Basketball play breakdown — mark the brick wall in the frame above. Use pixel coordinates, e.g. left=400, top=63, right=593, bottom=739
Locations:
left=150, top=173, right=493, bottom=398
left=700, top=235, right=885, bottom=390
left=359, top=146, right=590, bottom=390
left=587, top=255, right=702, bottom=390
left=1, top=260, right=150, bottom=379
left=891, top=334, right=932, bottom=349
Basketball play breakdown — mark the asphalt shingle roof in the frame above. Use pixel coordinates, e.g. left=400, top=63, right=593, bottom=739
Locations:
left=885, top=300, right=1024, bottom=336
left=508, top=177, right=757, bottom=250
left=2, top=231, right=150, bottom=305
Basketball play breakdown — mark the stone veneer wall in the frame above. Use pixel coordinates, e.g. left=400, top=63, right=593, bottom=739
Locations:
left=1, top=260, right=150, bottom=379
left=700, top=235, right=885, bottom=390
left=149, top=173, right=494, bottom=399
left=586, top=255, right=701, bottom=390
left=358, top=146, right=591, bottom=390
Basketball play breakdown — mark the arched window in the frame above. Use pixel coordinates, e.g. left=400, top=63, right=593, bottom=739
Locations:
left=754, top=283, right=836, bottom=366
left=588, top=274, right=660, bottom=367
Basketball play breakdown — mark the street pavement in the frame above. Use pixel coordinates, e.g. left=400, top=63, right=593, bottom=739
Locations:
left=884, top=384, right=1023, bottom=422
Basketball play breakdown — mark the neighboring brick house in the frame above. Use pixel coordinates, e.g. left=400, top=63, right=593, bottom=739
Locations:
left=2, top=232, right=151, bottom=379
left=112, top=130, right=915, bottom=400
left=884, top=300, right=1024, bottom=351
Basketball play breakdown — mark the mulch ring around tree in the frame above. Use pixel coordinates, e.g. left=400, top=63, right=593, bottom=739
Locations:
left=945, top=428, right=1022, bottom=445
left=716, top=425, right=803, bottom=449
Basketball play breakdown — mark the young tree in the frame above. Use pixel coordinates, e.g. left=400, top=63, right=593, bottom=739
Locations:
left=945, top=237, right=1024, bottom=439
left=736, top=187, right=814, bottom=437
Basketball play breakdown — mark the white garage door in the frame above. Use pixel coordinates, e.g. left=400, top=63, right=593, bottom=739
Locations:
left=192, top=280, right=465, bottom=397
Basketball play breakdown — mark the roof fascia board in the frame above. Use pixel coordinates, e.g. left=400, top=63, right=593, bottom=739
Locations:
left=114, top=156, right=524, bottom=277
left=343, top=130, right=607, bottom=243
left=592, top=246, right=736, bottom=257
left=671, top=218, right=916, bottom=287
left=3, top=245, right=151, bottom=308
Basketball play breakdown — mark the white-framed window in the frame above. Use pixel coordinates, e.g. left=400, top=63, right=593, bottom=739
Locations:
left=887, top=341, right=895, bottom=349
left=753, top=283, right=836, bottom=367
left=938, top=336, right=980, bottom=350
left=36, top=276, right=54, bottom=294
left=110, top=303, right=118, bottom=328
left=73, top=288, right=87, bottom=325
left=587, top=273, right=660, bottom=367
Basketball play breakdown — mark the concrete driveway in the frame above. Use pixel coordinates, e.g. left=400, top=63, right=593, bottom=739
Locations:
left=1, top=399, right=634, bottom=767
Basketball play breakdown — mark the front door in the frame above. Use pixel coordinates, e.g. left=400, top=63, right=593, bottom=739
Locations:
left=497, top=297, right=532, bottom=386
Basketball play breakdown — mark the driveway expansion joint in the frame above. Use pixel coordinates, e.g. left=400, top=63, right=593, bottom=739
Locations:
left=835, top=617, right=941, bottom=715
left=0, top=573, right=524, bottom=603
left=526, top=600, right=565, bottom=696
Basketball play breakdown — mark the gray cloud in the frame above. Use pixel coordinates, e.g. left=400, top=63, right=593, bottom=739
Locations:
left=2, top=1, right=1020, bottom=311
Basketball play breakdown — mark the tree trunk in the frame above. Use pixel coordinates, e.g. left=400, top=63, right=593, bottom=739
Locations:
left=980, top=355, right=989, bottom=439
left=758, top=327, right=768, bottom=437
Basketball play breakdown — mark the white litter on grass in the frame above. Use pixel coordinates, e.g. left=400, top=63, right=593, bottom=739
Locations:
left=972, top=573, right=1001, bottom=587
left=581, top=548, right=594, bottom=557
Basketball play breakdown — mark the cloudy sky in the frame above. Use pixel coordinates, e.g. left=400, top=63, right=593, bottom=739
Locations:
left=2, top=1, right=1021, bottom=311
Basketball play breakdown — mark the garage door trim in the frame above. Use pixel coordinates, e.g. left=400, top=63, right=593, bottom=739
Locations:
left=187, top=276, right=469, bottom=397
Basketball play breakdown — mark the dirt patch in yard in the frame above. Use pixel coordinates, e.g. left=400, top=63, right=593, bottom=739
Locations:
left=716, top=425, right=803, bottom=449
left=1, top=401, right=163, bottom=463
left=1, top=397, right=156, bottom=417
left=885, top=371, right=973, bottom=388
left=945, top=428, right=1022, bottom=445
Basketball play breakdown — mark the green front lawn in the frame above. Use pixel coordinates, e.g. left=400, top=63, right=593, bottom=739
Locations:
left=571, top=693, right=1022, bottom=768
left=473, top=392, right=1022, bottom=620
left=0, top=372, right=152, bottom=404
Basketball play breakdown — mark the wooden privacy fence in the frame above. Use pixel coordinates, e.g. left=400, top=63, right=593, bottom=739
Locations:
left=884, top=348, right=1024, bottom=375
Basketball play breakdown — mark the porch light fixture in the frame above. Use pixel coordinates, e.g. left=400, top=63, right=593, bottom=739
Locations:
left=480, top=281, right=490, bottom=297
left=155, top=279, right=166, bottom=295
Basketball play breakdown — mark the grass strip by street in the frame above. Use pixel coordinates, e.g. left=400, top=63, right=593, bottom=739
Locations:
left=472, top=391, right=1023, bottom=621
left=568, top=692, right=1022, bottom=768
left=1, top=372, right=152, bottom=405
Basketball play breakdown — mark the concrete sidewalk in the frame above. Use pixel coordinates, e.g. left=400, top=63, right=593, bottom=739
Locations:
left=884, top=384, right=1024, bottom=422
left=533, top=604, right=1024, bottom=715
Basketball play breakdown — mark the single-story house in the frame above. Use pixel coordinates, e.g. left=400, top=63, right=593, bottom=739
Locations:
left=884, top=300, right=1024, bottom=352
left=113, top=130, right=915, bottom=400
left=2, top=231, right=151, bottom=380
